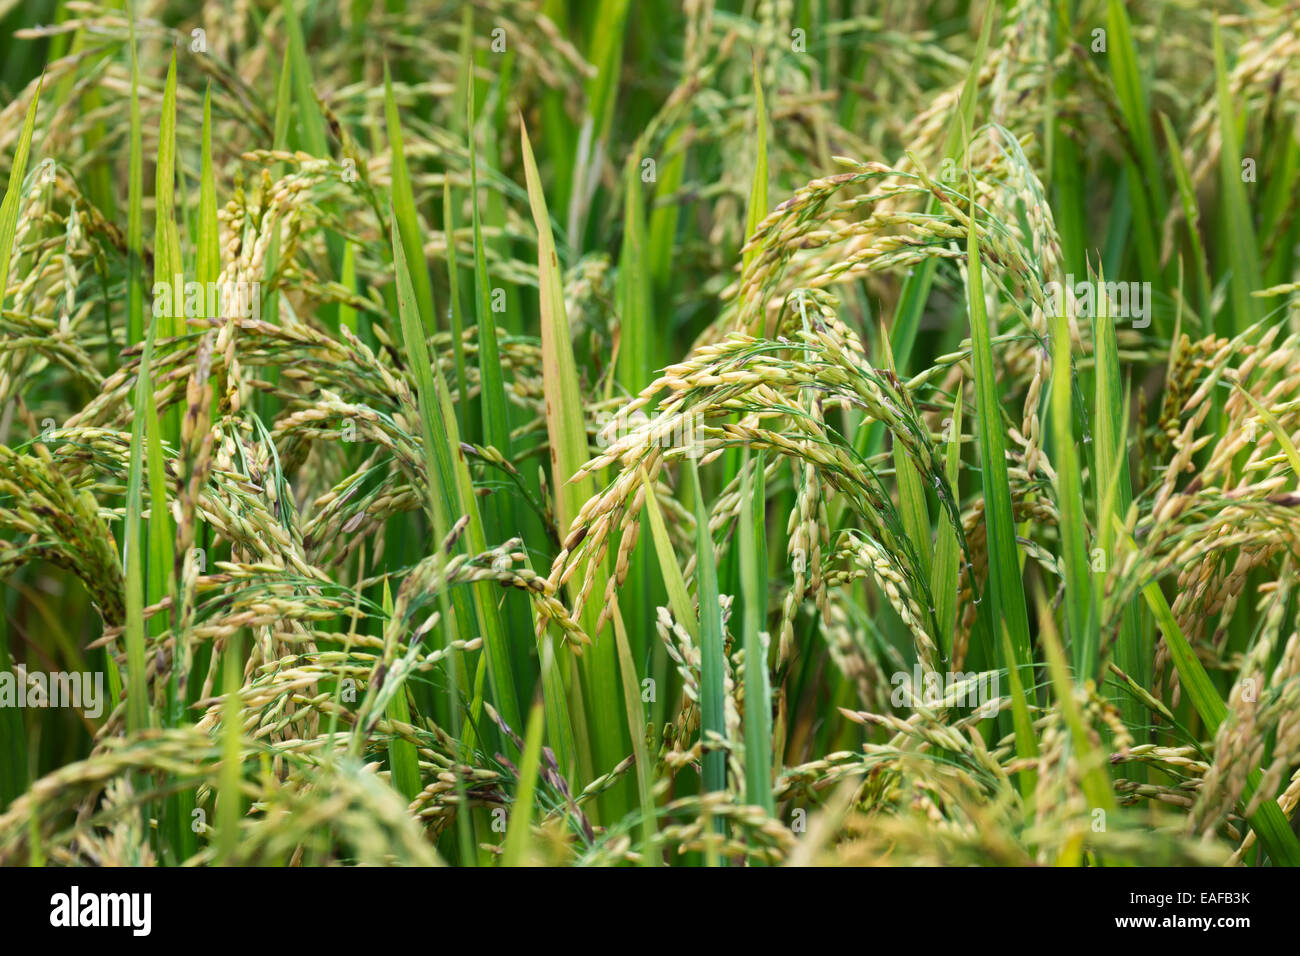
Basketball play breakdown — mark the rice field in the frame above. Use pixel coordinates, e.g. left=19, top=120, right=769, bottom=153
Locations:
left=1, top=0, right=1299, bottom=868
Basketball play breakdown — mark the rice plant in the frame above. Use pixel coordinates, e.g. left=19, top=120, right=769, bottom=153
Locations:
left=1, top=0, right=1299, bottom=868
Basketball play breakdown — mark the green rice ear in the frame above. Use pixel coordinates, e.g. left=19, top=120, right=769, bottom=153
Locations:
left=2, top=0, right=1297, bottom=869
